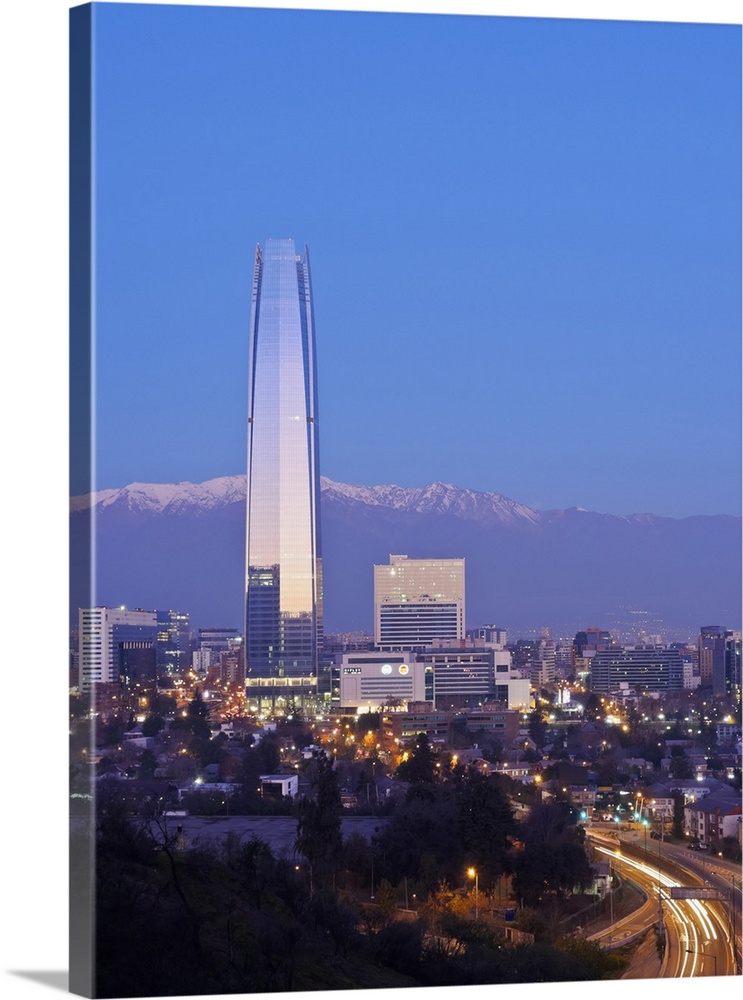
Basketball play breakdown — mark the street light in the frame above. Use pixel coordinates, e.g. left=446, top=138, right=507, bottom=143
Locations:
left=467, top=867, right=479, bottom=920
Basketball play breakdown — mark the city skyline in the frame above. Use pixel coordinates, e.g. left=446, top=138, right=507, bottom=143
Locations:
left=76, top=3, right=741, bottom=518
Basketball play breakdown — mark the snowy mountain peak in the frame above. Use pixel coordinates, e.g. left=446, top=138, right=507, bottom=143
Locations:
left=319, top=477, right=542, bottom=525
left=70, top=475, right=247, bottom=515
left=71, top=474, right=543, bottom=525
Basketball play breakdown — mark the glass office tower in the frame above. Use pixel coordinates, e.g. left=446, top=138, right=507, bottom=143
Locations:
left=245, top=239, right=322, bottom=677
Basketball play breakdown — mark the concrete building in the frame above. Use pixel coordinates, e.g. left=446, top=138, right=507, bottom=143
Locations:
left=336, top=651, right=426, bottom=711
left=461, top=705, right=520, bottom=742
left=589, top=645, right=684, bottom=694
left=259, top=774, right=299, bottom=798
left=470, top=625, right=507, bottom=647
left=374, top=554, right=465, bottom=649
left=418, top=648, right=492, bottom=709
left=78, top=606, right=157, bottom=690
left=684, top=790, right=742, bottom=846
left=382, top=702, right=452, bottom=742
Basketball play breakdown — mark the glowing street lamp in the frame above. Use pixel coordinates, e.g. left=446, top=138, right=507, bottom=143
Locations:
left=467, top=867, right=479, bottom=920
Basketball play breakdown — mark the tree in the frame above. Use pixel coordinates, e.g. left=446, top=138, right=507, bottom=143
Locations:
left=188, top=690, right=209, bottom=719
left=186, top=692, right=212, bottom=743
left=374, top=783, right=463, bottom=887
left=256, top=731, right=281, bottom=773
left=152, top=693, right=178, bottom=716
left=669, top=749, right=694, bottom=779
left=376, top=878, right=398, bottom=915
left=137, top=749, right=158, bottom=779
left=528, top=709, right=548, bottom=748
left=294, top=752, right=342, bottom=891
left=456, top=770, right=515, bottom=884
left=671, top=789, right=685, bottom=839
left=513, top=840, right=592, bottom=906
left=396, top=733, right=437, bottom=783
left=513, top=800, right=592, bottom=906
left=141, top=714, right=165, bottom=738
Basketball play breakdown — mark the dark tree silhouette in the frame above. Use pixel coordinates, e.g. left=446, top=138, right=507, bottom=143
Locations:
left=456, top=770, right=515, bottom=884
left=396, top=732, right=437, bottom=783
left=295, top=752, right=342, bottom=891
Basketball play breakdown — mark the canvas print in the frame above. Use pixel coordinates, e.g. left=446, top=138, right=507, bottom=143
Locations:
left=69, top=2, right=742, bottom=997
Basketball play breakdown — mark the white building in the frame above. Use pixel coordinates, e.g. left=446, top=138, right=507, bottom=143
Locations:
left=492, top=652, right=531, bottom=709
left=78, top=606, right=157, bottom=690
left=192, top=647, right=213, bottom=673
left=374, top=554, right=465, bottom=649
left=338, top=651, right=426, bottom=710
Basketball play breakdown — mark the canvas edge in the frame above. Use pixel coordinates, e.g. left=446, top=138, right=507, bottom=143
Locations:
left=69, top=4, right=96, bottom=997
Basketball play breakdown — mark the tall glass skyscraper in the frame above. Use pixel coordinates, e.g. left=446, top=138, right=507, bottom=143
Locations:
left=245, top=239, right=323, bottom=678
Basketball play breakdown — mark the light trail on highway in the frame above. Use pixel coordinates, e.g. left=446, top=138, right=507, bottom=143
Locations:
left=592, top=842, right=735, bottom=977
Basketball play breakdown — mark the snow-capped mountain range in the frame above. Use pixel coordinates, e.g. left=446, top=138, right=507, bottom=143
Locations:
left=70, top=475, right=741, bottom=636
left=71, top=474, right=653, bottom=526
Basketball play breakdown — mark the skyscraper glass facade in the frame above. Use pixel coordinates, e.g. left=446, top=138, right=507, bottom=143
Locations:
left=245, top=239, right=322, bottom=677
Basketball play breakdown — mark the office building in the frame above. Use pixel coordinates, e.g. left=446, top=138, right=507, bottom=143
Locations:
left=724, top=630, right=741, bottom=706
left=198, top=627, right=241, bottom=655
left=699, top=625, right=726, bottom=690
left=589, top=645, right=684, bottom=694
left=119, top=642, right=158, bottom=712
left=698, top=625, right=739, bottom=698
left=244, top=239, right=323, bottom=678
left=417, top=648, right=492, bottom=709
left=374, top=554, right=464, bottom=649
left=336, top=651, right=427, bottom=711
left=156, top=609, right=190, bottom=675
left=78, top=606, right=157, bottom=691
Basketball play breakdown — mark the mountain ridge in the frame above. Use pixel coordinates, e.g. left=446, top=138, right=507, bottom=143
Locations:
left=69, top=475, right=741, bottom=633
left=70, top=474, right=736, bottom=526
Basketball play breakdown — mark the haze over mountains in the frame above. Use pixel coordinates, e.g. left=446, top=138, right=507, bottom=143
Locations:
left=70, top=476, right=741, bottom=639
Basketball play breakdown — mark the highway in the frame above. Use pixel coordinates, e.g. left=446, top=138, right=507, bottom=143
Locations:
left=587, top=829, right=738, bottom=978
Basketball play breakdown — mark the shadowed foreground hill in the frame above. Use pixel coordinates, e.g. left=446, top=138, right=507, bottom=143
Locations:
left=88, top=799, right=625, bottom=997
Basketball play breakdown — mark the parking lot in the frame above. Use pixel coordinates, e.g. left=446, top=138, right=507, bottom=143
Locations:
left=164, top=814, right=387, bottom=857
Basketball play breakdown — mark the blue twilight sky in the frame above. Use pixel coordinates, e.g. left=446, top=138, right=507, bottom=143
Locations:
left=83, top=1, right=741, bottom=517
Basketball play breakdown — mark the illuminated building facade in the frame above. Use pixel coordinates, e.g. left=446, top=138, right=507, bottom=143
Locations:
left=155, top=608, right=190, bottom=675
left=374, top=554, right=465, bottom=649
left=245, top=239, right=322, bottom=677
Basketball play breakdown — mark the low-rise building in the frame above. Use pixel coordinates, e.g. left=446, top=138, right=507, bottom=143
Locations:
left=684, top=790, right=741, bottom=846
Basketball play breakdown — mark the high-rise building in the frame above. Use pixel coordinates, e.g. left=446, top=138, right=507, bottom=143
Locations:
left=78, top=606, right=157, bottom=691
left=156, top=609, right=190, bottom=675
left=245, top=239, right=323, bottom=678
left=724, top=630, right=741, bottom=705
left=374, top=554, right=465, bottom=649
left=572, top=627, right=614, bottom=682
left=589, top=645, right=684, bottom=694
left=698, top=625, right=727, bottom=693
